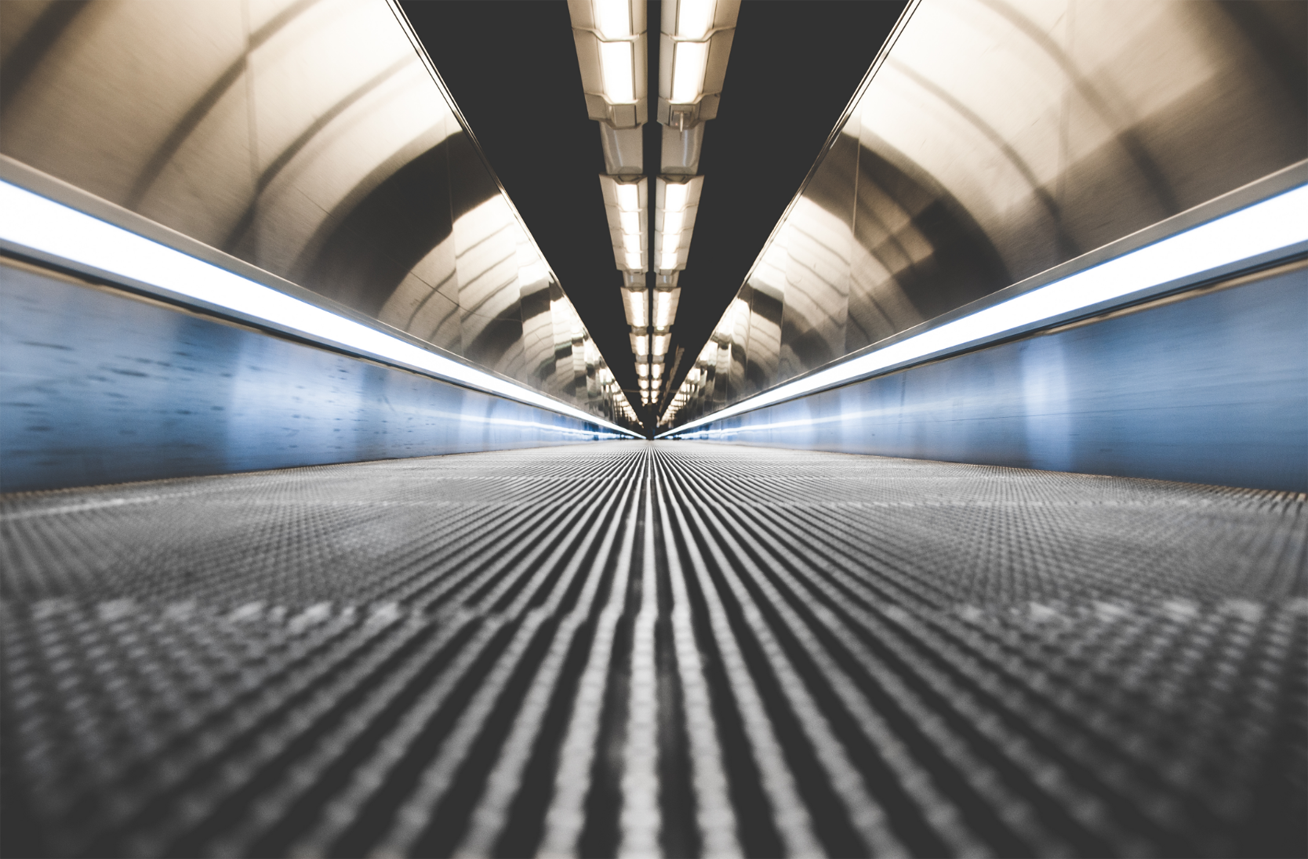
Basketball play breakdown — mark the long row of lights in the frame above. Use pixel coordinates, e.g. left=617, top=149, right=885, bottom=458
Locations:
left=0, top=179, right=643, bottom=438
left=569, top=0, right=739, bottom=421
left=660, top=181, right=1308, bottom=435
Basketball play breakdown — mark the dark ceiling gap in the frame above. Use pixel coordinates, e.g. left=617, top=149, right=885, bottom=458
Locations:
left=646, top=2, right=662, bottom=430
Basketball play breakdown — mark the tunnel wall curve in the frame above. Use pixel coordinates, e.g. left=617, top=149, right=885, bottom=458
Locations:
left=665, top=0, right=1307, bottom=423
left=0, top=0, right=639, bottom=492
left=663, top=0, right=1307, bottom=491
left=0, top=258, right=615, bottom=493
left=674, top=259, right=1308, bottom=493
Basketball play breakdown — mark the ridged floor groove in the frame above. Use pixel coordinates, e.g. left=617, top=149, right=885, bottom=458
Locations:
left=1, top=442, right=1304, bottom=858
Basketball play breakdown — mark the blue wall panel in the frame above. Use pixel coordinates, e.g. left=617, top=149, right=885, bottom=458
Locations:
left=1, top=261, right=610, bottom=492
left=680, top=264, right=1308, bottom=492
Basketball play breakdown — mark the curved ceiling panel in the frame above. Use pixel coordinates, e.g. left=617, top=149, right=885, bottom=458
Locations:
left=664, top=0, right=1306, bottom=426
left=0, top=0, right=637, bottom=426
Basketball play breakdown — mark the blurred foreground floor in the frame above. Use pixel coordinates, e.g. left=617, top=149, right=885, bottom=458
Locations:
left=2, top=441, right=1305, bottom=858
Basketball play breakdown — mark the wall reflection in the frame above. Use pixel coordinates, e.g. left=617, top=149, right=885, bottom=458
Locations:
left=665, top=0, right=1306, bottom=426
left=676, top=262, right=1308, bottom=492
left=0, top=0, right=633, bottom=425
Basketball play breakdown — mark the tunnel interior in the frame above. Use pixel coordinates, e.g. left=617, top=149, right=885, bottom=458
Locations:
left=0, top=1, right=1305, bottom=857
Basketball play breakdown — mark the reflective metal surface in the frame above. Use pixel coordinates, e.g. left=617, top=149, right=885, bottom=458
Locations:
left=676, top=260, right=1308, bottom=492
left=3, top=442, right=1305, bottom=857
left=0, top=260, right=617, bottom=493
left=0, top=0, right=631, bottom=421
left=666, top=0, right=1306, bottom=422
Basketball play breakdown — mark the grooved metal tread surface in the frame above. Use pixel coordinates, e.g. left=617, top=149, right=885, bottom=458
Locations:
left=2, top=442, right=1304, bottom=858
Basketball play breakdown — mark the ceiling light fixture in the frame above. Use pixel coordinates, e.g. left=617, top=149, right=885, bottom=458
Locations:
left=574, top=0, right=739, bottom=423
left=622, top=286, right=649, bottom=328
left=652, top=287, right=679, bottom=329
left=651, top=332, right=670, bottom=358
left=659, top=0, right=739, bottom=131
left=599, top=174, right=649, bottom=275
left=570, top=0, right=648, bottom=129
left=654, top=175, right=703, bottom=275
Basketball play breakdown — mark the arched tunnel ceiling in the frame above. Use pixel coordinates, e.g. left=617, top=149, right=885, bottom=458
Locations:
left=401, top=0, right=909, bottom=418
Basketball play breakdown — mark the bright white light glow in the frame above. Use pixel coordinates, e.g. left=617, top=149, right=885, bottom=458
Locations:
left=594, top=0, right=632, bottom=39
left=652, top=333, right=670, bottom=356
left=660, top=230, right=680, bottom=255
left=622, top=233, right=642, bottom=254
left=615, top=183, right=640, bottom=212
left=619, top=211, right=641, bottom=233
left=662, top=209, right=684, bottom=236
left=599, top=40, right=635, bottom=104
left=635, top=334, right=650, bottom=355
left=651, top=363, right=663, bottom=378
left=676, top=0, right=715, bottom=39
left=664, top=183, right=1308, bottom=437
left=671, top=41, right=709, bottom=104
left=653, top=291, right=674, bottom=328
left=623, top=289, right=648, bottom=328
left=624, top=250, right=643, bottom=270
left=714, top=296, right=747, bottom=340
left=637, top=364, right=649, bottom=377
left=659, top=252, right=679, bottom=271
left=664, top=182, right=690, bottom=212
left=0, top=181, right=638, bottom=438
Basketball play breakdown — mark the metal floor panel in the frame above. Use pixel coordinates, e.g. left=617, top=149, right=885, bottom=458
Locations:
left=2, top=442, right=1304, bottom=858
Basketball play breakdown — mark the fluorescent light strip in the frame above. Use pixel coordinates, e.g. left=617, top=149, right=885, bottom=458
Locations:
left=663, top=183, right=1308, bottom=438
left=0, top=180, right=639, bottom=438
left=615, top=183, right=640, bottom=212
left=671, top=40, right=709, bottom=104
left=677, top=0, right=715, bottom=40
left=594, top=0, right=632, bottom=40
left=598, top=40, right=635, bottom=104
